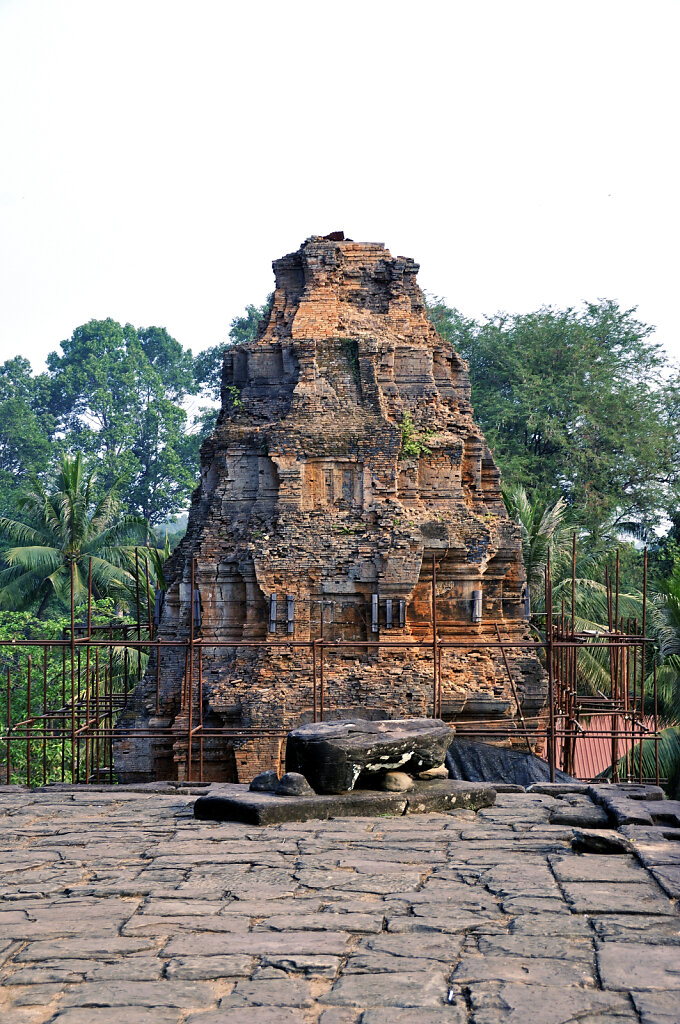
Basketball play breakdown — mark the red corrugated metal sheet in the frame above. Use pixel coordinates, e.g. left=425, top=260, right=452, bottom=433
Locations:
left=541, top=715, right=656, bottom=779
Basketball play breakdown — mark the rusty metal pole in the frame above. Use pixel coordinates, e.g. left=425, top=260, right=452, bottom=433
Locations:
left=431, top=554, right=438, bottom=718
left=319, top=601, right=325, bottom=723
left=144, top=558, right=153, bottom=640
left=571, top=533, right=576, bottom=631
left=437, top=642, right=443, bottom=720
left=26, top=654, right=31, bottom=786
left=198, top=644, right=204, bottom=782
left=69, top=559, right=76, bottom=781
left=85, top=558, right=92, bottom=781
left=5, top=667, right=10, bottom=785
left=604, top=564, right=618, bottom=781
left=87, top=558, right=93, bottom=639
left=135, top=548, right=142, bottom=682
left=187, top=558, right=195, bottom=782
left=653, top=661, right=659, bottom=787
left=312, top=639, right=318, bottom=724
left=61, top=641, right=66, bottom=782
left=639, top=549, right=648, bottom=783
left=546, top=551, right=555, bottom=783
left=495, top=623, right=532, bottom=754
left=155, top=640, right=161, bottom=716
left=95, top=649, right=100, bottom=782
left=42, top=646, right=48, bottom=786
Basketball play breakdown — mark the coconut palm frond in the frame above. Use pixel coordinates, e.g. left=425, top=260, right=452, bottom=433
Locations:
left=3, top=546, right=63, bottom=575
left=601, top=726, right=680, bottom=798
left=573, top=647, right=613, bottom=696
left=0, top=569, right=49, bottom=610
left=0, top=453, right=150, bottom=615
left=0, top=518, right=53, bottom=547
left=83, top=518, right=149, bottom=555
left=651, top=659, right=680, bottom=726
left=88, top=556, right=135, bottom=593
left=89, top=488, right=123, bottom=534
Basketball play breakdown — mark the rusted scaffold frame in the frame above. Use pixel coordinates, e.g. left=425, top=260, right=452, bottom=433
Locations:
left=1, top=545, right=660, bottom=787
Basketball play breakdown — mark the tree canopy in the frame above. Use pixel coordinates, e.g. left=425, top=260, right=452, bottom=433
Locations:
left=428, top=298, right=680, bottom=536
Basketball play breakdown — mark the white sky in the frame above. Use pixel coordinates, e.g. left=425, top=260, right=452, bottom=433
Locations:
left=0, top=0, right=678, bottom=370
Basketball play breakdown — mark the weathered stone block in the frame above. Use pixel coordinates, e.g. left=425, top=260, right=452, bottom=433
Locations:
left=285, top=718, right=451, bottom=793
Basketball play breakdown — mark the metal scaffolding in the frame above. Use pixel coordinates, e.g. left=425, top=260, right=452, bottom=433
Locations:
left=0, top=547, right=661, bottom=787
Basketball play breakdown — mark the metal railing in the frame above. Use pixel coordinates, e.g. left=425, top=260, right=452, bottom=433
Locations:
left=0, top=547, right=661, bottom=787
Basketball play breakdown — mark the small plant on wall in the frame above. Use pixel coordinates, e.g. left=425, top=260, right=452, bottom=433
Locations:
left=224, top=385, right=244, bottom=411
left=399, top=412, right=433, bottom=459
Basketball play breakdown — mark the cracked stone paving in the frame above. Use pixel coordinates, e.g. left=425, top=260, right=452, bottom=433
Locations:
left=1, top=786, right=679, bottom=1024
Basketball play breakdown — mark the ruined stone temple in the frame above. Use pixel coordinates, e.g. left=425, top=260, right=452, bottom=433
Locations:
left=115, top=234, right=546, bottom=783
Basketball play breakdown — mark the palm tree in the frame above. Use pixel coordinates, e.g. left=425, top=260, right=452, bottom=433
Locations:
left=502, top=486, right=573, bottom=616
left=0, top=453, right=149, bottom=614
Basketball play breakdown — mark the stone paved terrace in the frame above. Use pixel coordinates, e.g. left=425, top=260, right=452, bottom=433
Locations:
left=1, top=786, right=679, bottom=1024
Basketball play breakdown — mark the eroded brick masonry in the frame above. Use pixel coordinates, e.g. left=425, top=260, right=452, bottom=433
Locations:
left=115, top=236, right=546, bottom=783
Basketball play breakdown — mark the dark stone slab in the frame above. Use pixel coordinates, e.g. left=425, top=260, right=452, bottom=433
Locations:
left=527, top=783, right=591, bottom=795
left=587, top=785, right=671, bottom=827
left=446, top=737, right=577, bottom=787
left=549, top=795, right=609, bottom=828
left=193, top=780, right=495, bottom=826
left=285, top=718, right=452, bottom=794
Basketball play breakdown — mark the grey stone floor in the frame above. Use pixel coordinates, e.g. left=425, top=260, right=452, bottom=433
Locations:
left=0, top=787, right=679, bottom=1024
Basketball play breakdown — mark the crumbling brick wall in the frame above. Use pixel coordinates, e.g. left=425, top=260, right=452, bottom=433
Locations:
left=115, top=236, right=546, bottom=783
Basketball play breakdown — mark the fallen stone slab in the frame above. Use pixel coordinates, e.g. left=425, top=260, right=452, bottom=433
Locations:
left=193, top=780, right=495, bottom=825
left=320, top=969, right=448, bottom=1007
left=51, top=1011, right=182, bottom=1024
left=285, top=718, right=452, bottom=793
left=590, top=915, right=680, bottom=945
left=463, top=982, right=636, bottom=1022
left=560, top=880, right=676, bottom=915
left=650, top=864, right=680, bottom=899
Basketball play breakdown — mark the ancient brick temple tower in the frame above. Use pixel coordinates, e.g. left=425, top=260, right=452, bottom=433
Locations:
left=115, top=235, right=546, bottom=783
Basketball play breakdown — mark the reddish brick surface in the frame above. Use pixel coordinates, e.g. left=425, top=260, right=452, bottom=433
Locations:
left=115, top=237, right=545, bottom=783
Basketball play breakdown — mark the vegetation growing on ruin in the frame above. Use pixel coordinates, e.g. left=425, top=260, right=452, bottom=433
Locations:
left=339, top=338, right=361, bottom=386
left=399, top=412, right=433, bottom=459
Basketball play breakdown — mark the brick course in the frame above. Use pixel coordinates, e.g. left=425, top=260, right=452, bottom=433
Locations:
left=115, top=236, right=546, bottom=783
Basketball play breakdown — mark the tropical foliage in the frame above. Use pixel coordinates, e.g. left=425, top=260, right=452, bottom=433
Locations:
left=0, top=453, right=149, bottom=613
left=428, top=297, right=680, bottom=537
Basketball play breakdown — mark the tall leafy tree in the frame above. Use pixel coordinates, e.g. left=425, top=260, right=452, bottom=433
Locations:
left=428, top=298, right=680, bottom=536
left=194, top=298, right=272, bottom=403
left=0, top=453, right=148, bottom=613
left=46, top=319, right=197, bottom=524
left=0, top=358, right=55, bottom=516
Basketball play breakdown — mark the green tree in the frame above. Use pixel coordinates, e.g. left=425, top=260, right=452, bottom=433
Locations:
left=428, top=298, right=680, bottom=537
left=46, top=319, right=197, bottom=524
left=0, top=453, right=148, bottom=614
left=0, top=358, right=55, bottom=516
left=194, top=298, right=272, bottom=402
